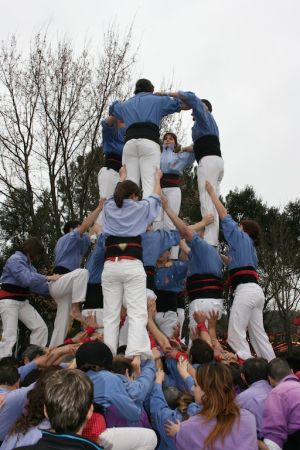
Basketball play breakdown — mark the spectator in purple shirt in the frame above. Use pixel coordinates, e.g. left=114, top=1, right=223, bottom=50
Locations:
left=165, top=362, right=257, bottom=450
left=263, top=358, right=300, bottom=450
left=237, top=357, right=272, bottom=439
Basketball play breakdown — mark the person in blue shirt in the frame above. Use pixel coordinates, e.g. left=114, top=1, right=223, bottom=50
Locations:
left=205, top=180, right=275, bottom=362
left=96, top=116, right=126, bottom=224
left=155, top=131, right=195, bottom=260
left=101, top=165, right=161, bottom=361
left=156, top=90, right=224, bottom=247
left=49, top=200, right=104, bottom=347
left=109, top=79, right=189, bottom=198
left=0, top=238, right=60, bottom=358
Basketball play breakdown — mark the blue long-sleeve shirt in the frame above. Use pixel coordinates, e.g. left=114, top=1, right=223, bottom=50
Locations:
left=87, top=370, right=142, bottom=425
left=142, top=230, right=180, bottom=267
left=1, top=252, right=49, bottom=296
left=54, top=229, right=90, bottom=272
left=101, top=119, right=125, bottom=156
left=187, top=233, right=223, bottom=277
left=102, top=195, right=161, bottom=236
left=221, top=215, right=258, bottom=270
left=115, top=360, right=156, bottom=407
left=150, top=383, right=201, bottom=450
left=85, top=234, right=105, bottom=284
left=160, top=145, right=195, bottom=175
left=109, top=93, right=182, bottom=127
left=155, top=262, right=188, bottom=293
left=178, top=91, right=219, bottom=142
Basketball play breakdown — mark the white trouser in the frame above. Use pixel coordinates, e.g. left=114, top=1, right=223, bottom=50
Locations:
left=99, top=427, right=157, bottom=450
left=197, top=155, right=224, bottom=246
left=177, top=308, right=185, bottom=337
left=155, top=311, right=179, bottom=338
left=96, top=168, right=120, bottom=224
left=118, top=315, right=129, bottom=348
left=0, top=299, right=48, bottom=358
left=82, top=308, right=104, bottom=333
left=153, top=186, right=181, bottom=259
left=227, top=283, right=275, bottom=361
left=122, top=139, right=160, bottom=197
left=49, top=268, right=89, bottom=347
left=189, top=297, right=223, bottom=328
left=102, top=259, right=151, bottom=358
left=263, top=439, right=282, bottom=450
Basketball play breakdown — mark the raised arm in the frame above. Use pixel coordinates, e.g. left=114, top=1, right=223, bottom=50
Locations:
left=188, top=214, right=214, bottom=234
left=205, top=181, right=227, bottom=220
left=161, top=195, right=192, bottom=240
left=78, top=199, right=105, bottom=235
left=153, top=168, right=162, bottom=196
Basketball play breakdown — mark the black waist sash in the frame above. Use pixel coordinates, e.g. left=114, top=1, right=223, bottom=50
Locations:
left=125, top=122, right=159, bottom=144
left=0, top=283, right=30, bottom=301
left=177, top=291, right=186, bottom=309
left=105, top=235, right=143, bottom=261
left=186, top=274, right=223, bottom=300
left=53, top=266, right=70, bottom=275
left=104, top=153, right=122, bottom=172
left=161, top=173, right=181, bottom=188
left=194, top=135, right=222, bottom=162
left=155, top=290, right=178, bottom=313
left=83, top=283, right=103, bottom=309
left=144, top=265, right=155, bottom=291
left=229, top=266, right=259, bottom=291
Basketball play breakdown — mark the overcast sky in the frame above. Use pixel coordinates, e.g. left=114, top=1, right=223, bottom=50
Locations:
left=1, top=0, right=299, bottom=208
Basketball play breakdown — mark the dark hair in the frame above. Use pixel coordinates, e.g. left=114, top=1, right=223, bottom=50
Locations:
left=44, top=369, right=93, bottom=433
left=0, top=356, right=19, bottom=368
left=240, top=219, right=262, bottom=246
left=163, top=386, right=181, bottom=409
left=163, top=132, right=178, bottom=146
left=21, top=344, right=45, bottom=363
left=242, top=357, right=268, bottom=385
left=112, top=356, right=133, bottom=377
left=10, top=366, right=62, bottom=435
left=134, top=78, right=154, bottom=94
left=114, top=180, right=140, bottom=208
left=0, top=363, right=19, bottom=386
left=201, top=99, right=212, bottom=112
left=189, top=339, right=214, bottom=364
left=63, top=221, right=80, bottom=234
left=268, top=358, right=291, bottom=382
left=20, top=238, right=45, bottom=261
left=21, top=368, right=42, bottom=387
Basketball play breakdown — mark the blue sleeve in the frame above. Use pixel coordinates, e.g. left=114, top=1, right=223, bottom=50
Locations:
left=178, top=91, right=210, bottom=130
left=221, top=214, right=242, bottom=248
left=139, top=195, right=162, bottom=224
left=175, top=151, right=195, bottom=170
left=149, top=383, right=181, bottom=439
left=173, top=262, right=188, bottom=281
left=8, top=258, right=48, bottom=292
left=125, top=360, right=156, bottom=404
left=109, top=100, right=124, bottom=121
left=183, top=376, right=195, bottom=395
left=159, top=230, right=181, bottom=253
left=18, top=362, right=37, bottom=382
left=160, top=96, right=182, bottom=117
left=80, top=233, right=91, bottom=255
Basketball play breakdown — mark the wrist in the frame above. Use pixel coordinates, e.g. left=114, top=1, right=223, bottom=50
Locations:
left=197, top=321, right=208, bottom=333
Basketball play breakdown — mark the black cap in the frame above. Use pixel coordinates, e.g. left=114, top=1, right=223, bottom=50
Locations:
left=76, top=341, right=113, bottom=370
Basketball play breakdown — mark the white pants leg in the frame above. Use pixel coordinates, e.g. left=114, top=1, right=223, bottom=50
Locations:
left=189, top=297, right=223, bottom=328
left=163, top=187, right=181, bottom=259
left=177, top=308, right=185, bottom=336
left=197, top=155, right=224, bottom=246
left=118, top=316, right=129, bottom=348
left=49, top=269, right=89, bottom=346
left=122, top=140, right=141, bottom=186
left=155, top=311, right=179, bottom=338
left=102, top=260, right=151, bottom=358
left=0, top=299, right=47, bottom=358
left=99, top=427, right=157, bottom=450
left=227, top=283, right=275, bottom=361
left=82, top=308, right=104, bottom=333
left=96, top=168, right=120, bottom=224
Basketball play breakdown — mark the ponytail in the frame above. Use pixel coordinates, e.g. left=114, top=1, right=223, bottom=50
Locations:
left=113, top=180, right=140, bottom=208
left=240, top=219, right=262, bottom=247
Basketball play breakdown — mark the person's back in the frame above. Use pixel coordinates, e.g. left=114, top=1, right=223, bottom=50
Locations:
left=263, top=358, right=300, bottom=450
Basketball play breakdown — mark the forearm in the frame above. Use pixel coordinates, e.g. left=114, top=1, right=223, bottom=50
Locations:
left=188, top=219, right=206, bottom=233
left=181, top=145, right=194, bottom=153
left=153, top=177, right=161, bottom=196
left=208, top=190, right=227, bottom=220
left=147, top=319, right=170, bottom=352
left=164, top=207, right=192, bottom=240
left=79, top=204, right=103, bottom=234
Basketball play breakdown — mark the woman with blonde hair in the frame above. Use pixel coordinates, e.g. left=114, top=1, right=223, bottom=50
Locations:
left=166, top=363, right=257, bottom=449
